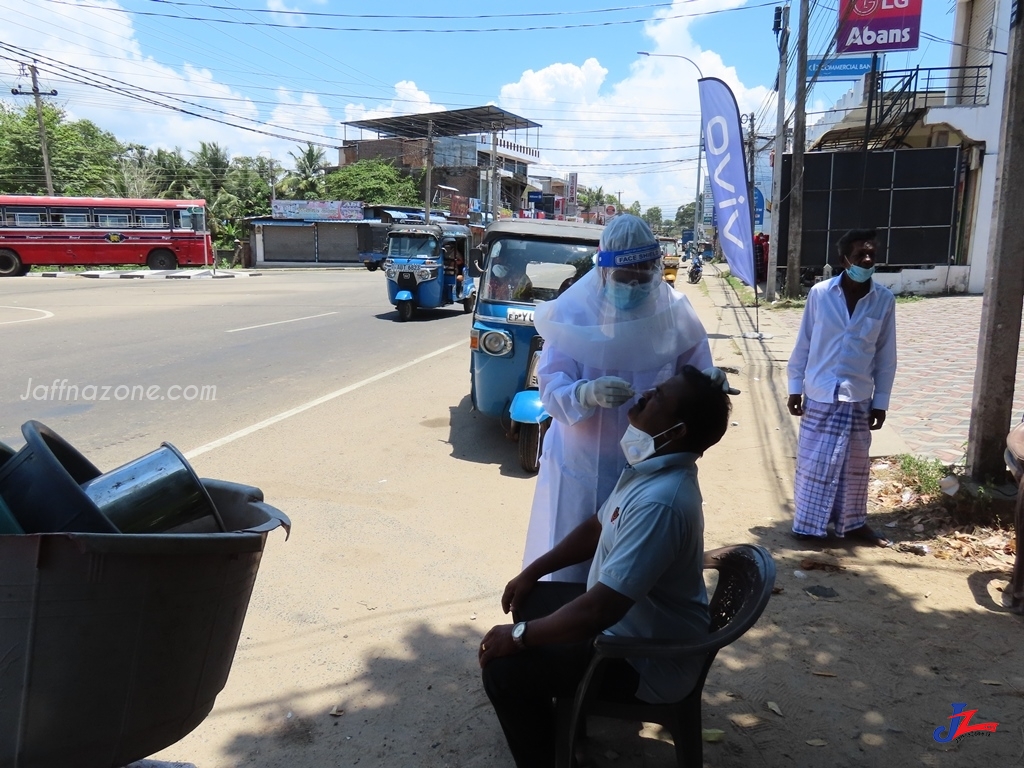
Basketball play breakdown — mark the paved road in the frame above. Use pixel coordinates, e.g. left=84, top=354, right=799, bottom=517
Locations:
left=0, top=271, right=475, bottom=467
left=765, top=295, right=1024, bottom=465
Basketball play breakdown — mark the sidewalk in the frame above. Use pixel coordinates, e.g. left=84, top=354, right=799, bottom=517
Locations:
left=649, top=271, right=1024, bottom=768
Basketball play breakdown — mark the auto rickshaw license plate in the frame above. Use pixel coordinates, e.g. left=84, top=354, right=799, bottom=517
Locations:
left=506, top=308, right=534, bottom=325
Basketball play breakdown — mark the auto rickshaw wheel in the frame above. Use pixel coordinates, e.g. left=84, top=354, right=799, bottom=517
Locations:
left=462, top=293, right=476, bottom=314
left=518, top=419, right=549, bottom=474
left=365, top=263, right=379, bottom=272
left=397, top=301, right=414, bottom=322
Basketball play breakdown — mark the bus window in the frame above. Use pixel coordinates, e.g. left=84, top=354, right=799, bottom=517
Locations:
left=50, top=208, right=91, bottom=227
left=6, top=207, right=47, bottom=227
left=135, top=209, right=168, bottom=228
left=96, top=209, right=131, bottom=228
left=172, top=209, right=193, bottom=230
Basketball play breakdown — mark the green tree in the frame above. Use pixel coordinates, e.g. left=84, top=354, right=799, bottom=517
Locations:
left=225, top=156, right=273, bottom=219
left=280, top=143, right=326, bottom=200
left=323, top=159, right=420, bottom=205
left=152, top=148, right=192, bottom=199
left=0, top=103, right=122, bottom=195
left=642, top=206, right=663, bottom=232
left=188, top=141, right=231, bottom=202
left=104, top=145, right=158, bottom=198
left=626, top=200, right=641, bottom=216
left=675, top=202, right=696, bottom=233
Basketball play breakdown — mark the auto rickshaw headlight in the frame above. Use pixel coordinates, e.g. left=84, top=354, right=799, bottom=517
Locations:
left=480, top=330, right=513, bottom=356
left=385, top=267, right=397, bottom=280
left=417, top=267, right=433, bottom=281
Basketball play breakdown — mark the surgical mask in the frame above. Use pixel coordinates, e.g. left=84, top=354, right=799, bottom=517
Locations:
left=619, top=422, right=684, bottom=464
left=846, top=264, right=875, bottom=283
left=605, top=279, right=656, bottom=310
left=492, top=264, right=508, bottom=278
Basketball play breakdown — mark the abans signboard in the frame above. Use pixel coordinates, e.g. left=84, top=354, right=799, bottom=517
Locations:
left=837, top=0, right=922, bottom=54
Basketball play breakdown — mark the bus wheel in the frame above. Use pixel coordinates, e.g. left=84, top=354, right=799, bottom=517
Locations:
left=0, top=249, right=23, bottom=277
left=147, top=249, right=177, bottom=271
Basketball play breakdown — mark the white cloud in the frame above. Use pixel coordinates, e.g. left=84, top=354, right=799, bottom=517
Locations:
left=498, top=0, right=772, bottom=214
left=343, top=81, right=443, bottom=138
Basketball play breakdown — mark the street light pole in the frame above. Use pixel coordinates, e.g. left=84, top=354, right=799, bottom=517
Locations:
left=638, top=52, right=704, bottom=242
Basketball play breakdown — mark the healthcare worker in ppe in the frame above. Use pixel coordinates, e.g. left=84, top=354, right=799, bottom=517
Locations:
left=521, top=214, right=713, bottom=582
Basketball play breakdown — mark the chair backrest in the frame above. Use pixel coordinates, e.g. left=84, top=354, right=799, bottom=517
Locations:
left=705, top=545, right=776, bottom=641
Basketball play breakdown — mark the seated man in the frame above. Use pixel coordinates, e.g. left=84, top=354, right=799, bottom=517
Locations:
left=441, top=242, right=464, bottom=300
left=479, top=366, right=737, bottom=768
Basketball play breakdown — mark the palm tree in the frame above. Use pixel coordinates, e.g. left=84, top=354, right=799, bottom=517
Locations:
left=189, top=142, right=231, bottom=202
left=280, top=143, right=326, bottom=200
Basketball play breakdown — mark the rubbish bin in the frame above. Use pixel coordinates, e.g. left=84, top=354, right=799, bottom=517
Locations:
left=0, top=478, right=290, bottom=768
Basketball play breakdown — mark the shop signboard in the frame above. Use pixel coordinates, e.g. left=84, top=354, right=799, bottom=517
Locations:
left=837, top=0, right=922, bottom=54
left=271, top=200, right=364, bottom=221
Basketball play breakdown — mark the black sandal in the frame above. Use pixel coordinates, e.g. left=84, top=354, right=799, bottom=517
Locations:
left=844, top=525, right=890, bottom=547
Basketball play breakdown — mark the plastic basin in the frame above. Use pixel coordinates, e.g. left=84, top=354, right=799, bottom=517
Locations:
left=0, top=478, right=290, bottom=768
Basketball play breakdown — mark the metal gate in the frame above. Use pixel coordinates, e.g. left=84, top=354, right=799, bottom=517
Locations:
left=776, top=146, right=961, bottom=270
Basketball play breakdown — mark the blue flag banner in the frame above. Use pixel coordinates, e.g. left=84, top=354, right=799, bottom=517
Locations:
left=697, top=78, right=756, bottom=287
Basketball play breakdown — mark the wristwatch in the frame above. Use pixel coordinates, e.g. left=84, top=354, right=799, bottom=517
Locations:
left=512, top=621, right=528, bottom=649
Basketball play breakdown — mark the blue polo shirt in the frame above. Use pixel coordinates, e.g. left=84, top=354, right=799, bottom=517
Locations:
left=586, top=451, right=709, bottom=703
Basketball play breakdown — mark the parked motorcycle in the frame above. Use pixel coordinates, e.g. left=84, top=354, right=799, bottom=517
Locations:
left=687, top=253, right=703, bottom=284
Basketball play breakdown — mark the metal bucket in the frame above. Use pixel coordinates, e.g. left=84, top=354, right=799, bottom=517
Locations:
left=81, top=443, right=226, bottom=533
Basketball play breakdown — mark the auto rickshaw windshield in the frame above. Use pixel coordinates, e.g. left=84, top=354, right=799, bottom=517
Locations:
left=388, top=234, right=438, bottom=258
left=480, top=238, right=597, bottom=303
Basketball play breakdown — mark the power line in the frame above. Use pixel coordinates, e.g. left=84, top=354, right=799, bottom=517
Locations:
left=40, top=0, right=781, bottom=33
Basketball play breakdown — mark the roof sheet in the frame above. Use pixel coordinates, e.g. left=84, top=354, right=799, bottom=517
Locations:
left=344, top=105, right=540, bottom=139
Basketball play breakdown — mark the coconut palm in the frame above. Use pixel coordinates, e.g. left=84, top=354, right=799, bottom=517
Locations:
left=280, top=143, right=326, bottom=200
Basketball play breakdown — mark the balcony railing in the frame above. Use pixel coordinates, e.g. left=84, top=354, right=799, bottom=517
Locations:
left=876, top=65, right=992, bottom=109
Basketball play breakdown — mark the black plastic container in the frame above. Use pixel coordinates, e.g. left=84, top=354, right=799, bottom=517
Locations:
left=0, top=421, right=113, bottom=533
left=0, top=478, right=290, bottom=768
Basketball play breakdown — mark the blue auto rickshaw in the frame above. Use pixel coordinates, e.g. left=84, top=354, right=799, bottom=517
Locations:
left=469, top=219, right=603, bottom=472
left=383, top=223, right=476, bottom=321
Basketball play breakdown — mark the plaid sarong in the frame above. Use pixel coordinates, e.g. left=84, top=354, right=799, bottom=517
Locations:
left=793, top=397, right=872, bottom=537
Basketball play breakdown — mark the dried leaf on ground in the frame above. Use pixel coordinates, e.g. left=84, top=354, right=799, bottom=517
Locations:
left=811, top=671, right=837, bottom=677
left=702, top=728, right=726, bottom=743
left=806, top=738, right=828, bottom=747
left=800, top=557, right=844, bottom=573
left=767, top=701, right=784, bottom=717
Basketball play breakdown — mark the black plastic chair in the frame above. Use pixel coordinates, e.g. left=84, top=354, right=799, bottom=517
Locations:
left=555, top=544, right=776, bottom=768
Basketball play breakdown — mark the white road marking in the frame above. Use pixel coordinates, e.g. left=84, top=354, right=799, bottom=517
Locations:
left=184, top=340, right=465, bottom=459
left=0, top=306, right=54, bottom=326
left=226, top=311, right=337, bottom=333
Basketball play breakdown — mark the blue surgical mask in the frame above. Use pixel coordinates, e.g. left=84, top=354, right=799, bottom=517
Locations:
left=846, top=264, right=875, bottom=283
left=605, top=280, right=656, bottom=310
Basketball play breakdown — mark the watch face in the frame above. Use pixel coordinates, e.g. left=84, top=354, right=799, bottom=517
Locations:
left=513, top=622, right=526, bottom=639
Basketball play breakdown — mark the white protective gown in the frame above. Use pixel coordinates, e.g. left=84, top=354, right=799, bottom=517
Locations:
left=522, top=268, right=713, bottom=582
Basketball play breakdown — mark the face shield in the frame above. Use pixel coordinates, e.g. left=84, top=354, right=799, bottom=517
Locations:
left=596, top=242, right=663, bottom=311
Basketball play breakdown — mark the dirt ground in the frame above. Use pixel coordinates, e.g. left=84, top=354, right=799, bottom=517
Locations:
left=146, top=271, right=1024, bottom=768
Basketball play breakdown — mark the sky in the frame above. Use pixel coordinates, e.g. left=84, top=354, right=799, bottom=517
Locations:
left=0, top=0, right=961, bottom=213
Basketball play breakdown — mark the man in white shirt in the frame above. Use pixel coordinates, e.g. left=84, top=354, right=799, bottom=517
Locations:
left=787, top=229, right=897, bottom=545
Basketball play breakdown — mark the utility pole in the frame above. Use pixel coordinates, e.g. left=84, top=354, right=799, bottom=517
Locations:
left=967, top=6, right=1024, bottom=482
left=786, top=0, right=810, bottom=298
left=11, top=63, right=56, bottom=196
left=424, top=119, right=434, bottom=223
left=766, top=4, right=789, bottom=302
left=747, top=113, right=757, bottom=211
left=490, top=124, right=500, bottom=221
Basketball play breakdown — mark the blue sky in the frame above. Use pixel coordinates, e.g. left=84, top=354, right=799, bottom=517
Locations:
left=0, top=0, right=960, bottom=212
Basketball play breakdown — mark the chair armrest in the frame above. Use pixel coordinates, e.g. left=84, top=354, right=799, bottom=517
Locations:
left=592, top=634, right=722, bottom=660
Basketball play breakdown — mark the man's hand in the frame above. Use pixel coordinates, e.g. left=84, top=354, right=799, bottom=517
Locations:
left=577, top=376, right=635, bottom=408
left=501, top=571, right=538, bottom=616
left=787, top=394, right=804, bottom=417
left=869, top=409, right=886, bottom=430
left=478, top=624, right=520, bottom=668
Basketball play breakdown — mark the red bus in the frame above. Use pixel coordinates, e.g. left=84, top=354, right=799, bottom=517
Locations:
left=0, top=195, right=214, bottom=276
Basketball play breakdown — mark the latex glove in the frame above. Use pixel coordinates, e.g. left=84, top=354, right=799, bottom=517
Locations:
left=576, top=376, right=635, bottom=409
left=702, top=367, right=741, bottom=395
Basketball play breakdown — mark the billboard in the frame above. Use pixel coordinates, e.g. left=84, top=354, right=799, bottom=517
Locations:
left=450, top=194, right=469, bottom=218
left=807, top=55, right=876, bottom=81
left=271, top=200, right=363, bottom=221
left=567, top=173, right=578, bottom=205
left=837, top=0, right=922, bottom=54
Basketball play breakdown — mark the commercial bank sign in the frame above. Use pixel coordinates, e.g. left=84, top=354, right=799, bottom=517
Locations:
left=837, top=0, right=921, bottom=54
